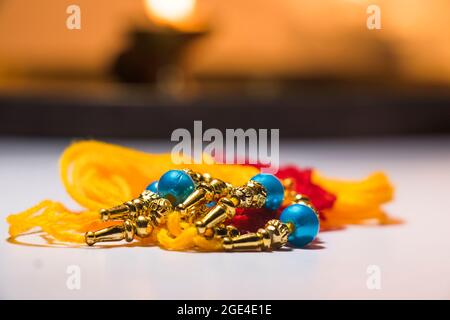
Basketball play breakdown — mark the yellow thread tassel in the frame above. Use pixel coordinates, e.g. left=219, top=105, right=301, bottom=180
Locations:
left=312, top=171, right=399, bottom=227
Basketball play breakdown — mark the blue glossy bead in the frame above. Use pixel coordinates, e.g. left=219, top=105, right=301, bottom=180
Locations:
left=206, top=201, right=216, bottom=208
left=279, top=203, right=319, bottom=247
left=145, top=181, right=158, bottom=193
left=157, top=170, right=195, bottom=205
left=250, top=173, right=284, bottom=210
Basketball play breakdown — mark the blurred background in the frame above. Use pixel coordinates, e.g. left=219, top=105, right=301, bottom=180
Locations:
left=0, top=0, right=449, bottom=138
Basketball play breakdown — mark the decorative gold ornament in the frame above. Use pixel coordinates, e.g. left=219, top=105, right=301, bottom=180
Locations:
left=177, top=170, right=232, bottom=220
left=222, top=219, right=293, bottom=251
left=85, top=190, right=172, bottom=245
left=84, top=170, right=320, bottom=249
left=195, top=180, right=267, bottom=235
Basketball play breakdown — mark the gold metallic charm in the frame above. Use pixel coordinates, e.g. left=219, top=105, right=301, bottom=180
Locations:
left=177, top=171, right=232, bottom=220
left=195, top=180, right=267, bottom=234
left=85, top=220, right=135, bottom=245
left=222, top=179, right=319, bottom=251
left=99, top=190, right=169, bottom=221
left=222, top=219, right=293, bottom=251
left=206, top=224, right=240, bottom=239
left=85, top=190, right=172, bottom=245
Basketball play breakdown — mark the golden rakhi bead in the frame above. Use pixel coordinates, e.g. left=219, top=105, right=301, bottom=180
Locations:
left=85, top=219, right=135, bottom=246
left=223, top=231, right=271, bottom=251
left=230, top=181, right=267, bottom=208
left=99, top=190, right=165, bottom=222
left=177, top=177, right=232, bottom=219
left=211, top=224, right=240, bottom=239
left=135, top=215, right=153, bottom=237
left=264, top=219, right=290, bottom=249
left=195, top=198, right=236, bottom=234
left=196, top=181, right=267, bottom=234
left=86, top=191, right=172, bottom=245
left=222, top=219, right=293, bottom=251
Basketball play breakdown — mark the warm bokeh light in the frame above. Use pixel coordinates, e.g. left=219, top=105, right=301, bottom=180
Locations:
left=0, top=0, right=449, bottom=84
left=144, top=0, right=196, bottom=26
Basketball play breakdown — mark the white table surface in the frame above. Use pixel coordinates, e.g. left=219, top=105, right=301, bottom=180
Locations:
left=0, top=136, right=449, bottom=299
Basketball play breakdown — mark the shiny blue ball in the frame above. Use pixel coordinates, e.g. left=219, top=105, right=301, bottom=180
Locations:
left=206, top=201, right=216, bottom=208
left=157, top=170, right=195, bottom=205
left=250, top=173, right=284, bottom=210
left=279, top=203, right=319, bottom=247
left=145, top=181, right=158, bottom=193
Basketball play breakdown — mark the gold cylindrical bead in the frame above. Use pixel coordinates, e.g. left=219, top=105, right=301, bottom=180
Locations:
left=222, top=230, right=271, bottom=251
left=177, top=188, right=208, bottom=218
left=177, top=177, right=232, bottom=219
left=100, top=204, right=132, bottom=221
left=135, top=215, right=153, bottom=237
left=195, top=197, right=237, bottom=234
left=85, top=220, right=135, bottom=246
left=222, top=219, right=292, bottom=251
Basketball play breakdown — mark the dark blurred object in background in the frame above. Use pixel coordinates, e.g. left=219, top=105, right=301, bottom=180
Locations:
left=112, top=28, right=205, bottom=83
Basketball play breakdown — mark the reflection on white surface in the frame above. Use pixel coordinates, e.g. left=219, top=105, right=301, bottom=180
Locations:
left=0, top=137, right=449, bottom=299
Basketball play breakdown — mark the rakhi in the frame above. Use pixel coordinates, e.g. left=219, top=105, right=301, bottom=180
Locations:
left=6, top=141, right=397, bottom=250
left=85, top=169, right=320, bottom=251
